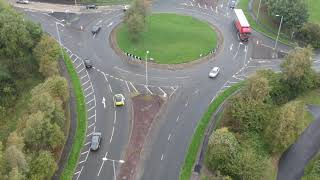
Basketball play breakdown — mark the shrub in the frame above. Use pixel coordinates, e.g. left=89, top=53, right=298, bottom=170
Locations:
left=296, top=23, right=320, bottom=48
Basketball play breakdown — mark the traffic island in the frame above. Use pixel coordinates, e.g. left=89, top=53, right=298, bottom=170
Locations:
left=111, top=13, right=221, bottom=69
left=118, top=95, right=164, bottom=180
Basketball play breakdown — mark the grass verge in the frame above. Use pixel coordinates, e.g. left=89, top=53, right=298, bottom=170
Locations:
left=60, top=51, right=87, bottom=180
left=179, top=82, right=243, bottom=180
left=116, top=13, right=217, bottom=64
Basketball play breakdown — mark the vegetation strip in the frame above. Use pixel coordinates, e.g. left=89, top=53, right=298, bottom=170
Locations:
left=179, top=83, right=243, bottom=180
left=60, top=51, right=87, bottom=180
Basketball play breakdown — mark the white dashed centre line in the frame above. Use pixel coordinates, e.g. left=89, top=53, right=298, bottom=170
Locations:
left=176, top=115, right=180, bottom=122
left=109, top=84, right=113, bottom=93
left=114, top=110, right=117, bottom=124
left=161, top=154, right=164, bottom=160
left=168, top=134, right=171, bottom=141
left=110, top=126, right=115, bottom=143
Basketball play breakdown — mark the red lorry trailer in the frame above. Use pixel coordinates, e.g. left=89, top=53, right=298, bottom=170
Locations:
left=234, top=9, right=251, bottom=42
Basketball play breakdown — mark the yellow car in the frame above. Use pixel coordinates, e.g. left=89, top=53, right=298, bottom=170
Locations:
left=114, top=94, right=125, bottom=106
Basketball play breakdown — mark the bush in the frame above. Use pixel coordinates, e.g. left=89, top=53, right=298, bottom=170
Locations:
left=206, top=128, right=239, bottom=174
left=28, top=151, right=57, bottom=180
left=296, top=23, right=320, bottom=48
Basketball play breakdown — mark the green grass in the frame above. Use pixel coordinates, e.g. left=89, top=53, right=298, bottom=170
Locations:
left=60, top=51, right=87, bottom=180
left=80, top=0, right=130, bottom=5
left=179, top=82, right=243, bottom=180
left=307, top=0, right=320, bottom=24
left=297, top=89, right=320, bottom=106
left=116, top=13, right=217, bottom=64
left=302, top=152, right=320, bottom=180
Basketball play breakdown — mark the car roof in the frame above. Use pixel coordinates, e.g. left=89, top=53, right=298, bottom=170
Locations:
left=212, top=67, right=219, bottom=71
left=93, top=132, right=101, bottom=136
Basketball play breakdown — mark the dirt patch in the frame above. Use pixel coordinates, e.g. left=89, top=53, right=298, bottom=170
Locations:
left=118, top=95, right=164, bottom=180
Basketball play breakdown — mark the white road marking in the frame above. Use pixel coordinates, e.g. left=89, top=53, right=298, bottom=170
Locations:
left=229, top=43, right=233, bottom=51
left=84, top=141, right=91, bottom=146
left=97, top=152, right=109, bottom=176
left=130, top=82, right=138, bottom=93
left=82, top=80, right=90, bottom=86
left=88, top=114, right=96, bottom=120
left=193, top=89, right=199, bottom=95
left=169, top=86, right=178, bottom=98
left=190, top=2, right=193, bottom=6
left=232, top=75, right=244, bottom=81
left=102, top=97, right=106, bottom=108
left=198, top=3, right=201, bottom=8
left=125, top=81, right=131, bottom=92
left=114, top=66, right=129, bottom=73
left=114, top=110, right=117, bottom=124
left=108, top=84, right=113, bottom=93
left=168, top=134, right=171, bottom=141
left=175, top=76, right=190, bottom=79
left=205, top=4, right=207, bottom=9
left=220, top=4, right=223, bottom=8
left=215, top=6, right=218, bottom=13
left=81, top=74, right=88, bottom=80
left=233, top=42, right=242, bottom=59
left=93, top=33, right=96, bottom=39
left=74, top=166, right=84, bottom=180
left=145, top=85, right=153, bottom=94
left=107, top=22, right=113, bottom=27
left=73, top=57, right=78, bottom=63
left=76, top=63, right=83, bottom=69
left=88, top=122, right=95, bottom=128
left=210, top=6, right=213, bottom=11
left=85, top=91, right=94, bottom=98
left=158, top=87, right=167, bottom=97
left=84, top=85, right=92, bottom=92
left=81, top=150, right=90, bottom=155
left=103, top=72, right=109, bottom=82
left=86, top=97, right=95, bottom=104
left=78, top=67, right=85, bottom=74
left=87, top=106, right=95, bottom=112
left=161, top=154, right=164, bottom=160
left=176, top=115, right=180, bottom=122
left=110, top=126, right=115, bottom=143
left=185, top=100, right=188, bottom=107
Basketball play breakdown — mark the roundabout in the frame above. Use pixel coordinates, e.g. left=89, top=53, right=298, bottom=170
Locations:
left=116, top=13, right=217, bottom=64
left=15, top=0, right=307, bottom=179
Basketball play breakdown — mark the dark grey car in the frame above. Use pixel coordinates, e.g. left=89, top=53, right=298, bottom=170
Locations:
left=84, top=58, right=93, bottom=69
left=86, top=4, right=97, bottom=9
left=91, top=25, right=101, bottom=35
left=90, top=132, right=102, bottom=151
left=229, top=0, right=236, bottom=8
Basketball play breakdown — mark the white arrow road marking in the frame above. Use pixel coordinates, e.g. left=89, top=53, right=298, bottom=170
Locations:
left=107, top=22, right=113, bottom=27
left=102, top=97, right=106, bottom=108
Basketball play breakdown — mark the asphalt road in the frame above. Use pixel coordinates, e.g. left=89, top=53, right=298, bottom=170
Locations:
left=18, top=0, right=316, bottom=179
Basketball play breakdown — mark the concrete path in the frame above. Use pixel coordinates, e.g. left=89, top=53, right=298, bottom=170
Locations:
left=277, top=105, right=320, bottom=180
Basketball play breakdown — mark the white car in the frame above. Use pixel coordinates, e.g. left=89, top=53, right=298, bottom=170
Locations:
left=123, top=5, right=130, bottom=12
left=209, top=67, right=220, bottom=78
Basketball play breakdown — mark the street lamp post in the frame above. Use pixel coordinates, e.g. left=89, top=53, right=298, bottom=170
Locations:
left=256, top=0, right=262, bottom=22
left=145, top=50, right=149, bottom=86
left=274, top=15, right=284, bottom=50
left=102, top=157, right=125, bottom=180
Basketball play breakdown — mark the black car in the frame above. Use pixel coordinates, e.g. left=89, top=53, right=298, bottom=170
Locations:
left=86, top=4, right=97, bottom=9
left=84, top=58, right=93, bottom=69
left=90, top=132, right=102, bottom=151
left=91, top=25, right=101, bottom=35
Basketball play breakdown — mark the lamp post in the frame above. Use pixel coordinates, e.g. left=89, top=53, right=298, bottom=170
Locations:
left=274, top=14, right=284, bottom=50
left=256, top=0, right=262, bottom=22
left=55, top=22, right=65, bottom=61
left=102, top=157, right=125, bottom=180
left=145, top=50, right=149, bottom=86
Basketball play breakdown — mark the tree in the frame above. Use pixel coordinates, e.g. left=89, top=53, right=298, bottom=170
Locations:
left=31, top=76, right=69, bottom=103
left=5, top=145, right=28, bottom=172
left=29, top=92, right=56, bottom=119
left=266, top=0, right=309, bottom=31
left=281, top=47, right=317, bottom=97
left=7, top=131, right=24, bottom=150
left=244, top=74, right=270, bottom=102
left=33, top=35, right=60, bottom=77
left=8, top=167, right=24, bottom=180
left=296, top=22, right=320, bottom=48
left=232, top=147, right=270, bottom=180
left=206, top=128, right=239, bottom=173
left=28, top=151, right=57, bottom=180
left=23, top=111, right=65, bottom=151
left=265, top=101, right=306, bottom=153
left=124, top=0, right=149, bottom=41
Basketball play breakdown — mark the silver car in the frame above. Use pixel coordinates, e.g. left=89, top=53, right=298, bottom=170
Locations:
left=209, top=67, right=220, bottom=78
left=90, top=132, right=102, bottom=151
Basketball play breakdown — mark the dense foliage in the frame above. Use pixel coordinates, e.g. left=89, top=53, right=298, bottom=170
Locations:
left=296, top=22, right=320, bottom=48
left=206, top=47, right=318, bottom=179
left=0, top=1, right=69, bottom=179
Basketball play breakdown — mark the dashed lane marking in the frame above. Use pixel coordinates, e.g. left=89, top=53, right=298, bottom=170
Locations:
left=161, top=154, right=164, bottom=160
left=176, top=115, right=180, bottom=122
left=108, top=84, right=113, bottom=93
left=168, top=134, right=171, bottom=141
left=114, top=110, right=117, bottom=124
left=110, top=126, right=115, bottom=143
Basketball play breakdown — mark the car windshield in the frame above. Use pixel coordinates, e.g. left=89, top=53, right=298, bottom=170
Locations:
left=85, top=59, right=91, bottom=64
left=211, top=67, right=219, bottom=73
left=92, top=135, right=99, bottom=144
left=115, top=95, right=122, bottom=102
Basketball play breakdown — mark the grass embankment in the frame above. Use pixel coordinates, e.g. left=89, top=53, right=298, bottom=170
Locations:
left=179, top=83, right=243, bottom=180
left=307, top=0, right=320, bottom=24
left=116, top=13, right=217, bottom=64
left=80, top=0, right=130, bottom=5
left=60, top=51, right=87, bottom=180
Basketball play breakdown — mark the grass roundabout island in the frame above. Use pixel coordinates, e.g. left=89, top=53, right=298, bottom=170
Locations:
left=116, top=13, right=218, bottom=64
